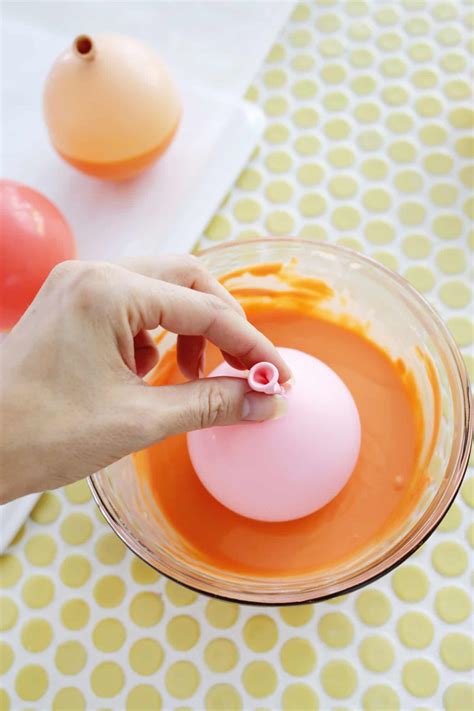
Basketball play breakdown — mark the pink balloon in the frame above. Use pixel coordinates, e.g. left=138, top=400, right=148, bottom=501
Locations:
left=187, top=347, right=361, bottom=522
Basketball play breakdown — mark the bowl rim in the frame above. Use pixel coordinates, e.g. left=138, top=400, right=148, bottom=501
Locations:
left=89, top=238, right=473, bottom=604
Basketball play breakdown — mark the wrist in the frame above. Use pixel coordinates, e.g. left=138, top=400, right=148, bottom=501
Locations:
left=0, top=380, right=43, bottom=502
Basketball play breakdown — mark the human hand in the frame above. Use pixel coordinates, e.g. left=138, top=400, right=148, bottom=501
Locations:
left=0, top=256, right=290, bottom=502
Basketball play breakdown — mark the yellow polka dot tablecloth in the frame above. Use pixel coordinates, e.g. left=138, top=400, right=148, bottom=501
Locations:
left=1, top=1, right=473, bottom=709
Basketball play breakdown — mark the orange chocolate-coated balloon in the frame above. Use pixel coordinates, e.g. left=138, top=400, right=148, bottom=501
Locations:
left=43, top=33, right=182, bottom=180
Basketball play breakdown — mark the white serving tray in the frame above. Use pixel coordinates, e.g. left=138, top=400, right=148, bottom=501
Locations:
left=0, top=494, right=40, bottom=553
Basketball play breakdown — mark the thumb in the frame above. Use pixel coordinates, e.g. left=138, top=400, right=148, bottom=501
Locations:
left=134, top=376, right=288, bottom=446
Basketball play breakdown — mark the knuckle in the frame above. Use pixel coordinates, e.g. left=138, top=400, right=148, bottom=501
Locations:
left=46, top=259, right=81, bottom=285
left=199, top=381, right=231, bottom=428
left=181, top=254, right=205, bottom=280
left=72, top=262, right=117, bottom=311
left=206, top=293, right=232, bottom=314
left=183, top=254, right=200, bottom=267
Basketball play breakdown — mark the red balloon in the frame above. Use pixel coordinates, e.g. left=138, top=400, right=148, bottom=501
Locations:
left=0, top=180, right=77, bottom=330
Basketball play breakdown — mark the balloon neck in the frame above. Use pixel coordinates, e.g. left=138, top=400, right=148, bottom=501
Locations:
left=248, top=362, right=282, bottom=395
left=73, top=35, right=95, bottom=61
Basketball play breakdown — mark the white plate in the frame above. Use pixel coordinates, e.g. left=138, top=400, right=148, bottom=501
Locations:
left=1, top=18, right=265, bottom=259
left=0, top=494, right=40, bottom=553
left=3, top=83, right=264, bottom=260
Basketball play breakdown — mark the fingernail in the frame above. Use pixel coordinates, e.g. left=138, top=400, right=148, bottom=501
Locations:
left=241, top=393, right=288, bottom=422
left=198, top=352, right=206, bottom=378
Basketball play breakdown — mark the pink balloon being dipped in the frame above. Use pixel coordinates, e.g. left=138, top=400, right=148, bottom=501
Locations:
left=187, top=347, right=361, bottom=522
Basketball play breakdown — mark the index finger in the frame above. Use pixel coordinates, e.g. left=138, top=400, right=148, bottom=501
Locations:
left=119, top=255, right=247, bottom=377
left=121, top=268, right=292, bottom=383
left=120, top=255, right=245, bottom=317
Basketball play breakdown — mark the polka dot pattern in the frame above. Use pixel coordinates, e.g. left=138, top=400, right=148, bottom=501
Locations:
left=358, top=635, right=395, bottom=672
left=126, top=685, right=162, bottom=711
left=92, top=618, right=125, bottom=653
left=204, top=637, right=238, bottom=672
left=318, top=612, right=353, bottom=648
left=90, top=661, right=124, bottom=698
left=129, top=591, right=164, bottom=627
left=280, top=638, right=317, bottom=676
left=167, top=615, right=200, bottom=652
left=2, top=4, right=472, bottom=709
left=397, top=612, right=434, bottom=649
left=243, top=615, right=278, bottom=652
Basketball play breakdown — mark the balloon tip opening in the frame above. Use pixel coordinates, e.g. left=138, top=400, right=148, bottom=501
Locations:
left=248, top=362, right=282, bottom=394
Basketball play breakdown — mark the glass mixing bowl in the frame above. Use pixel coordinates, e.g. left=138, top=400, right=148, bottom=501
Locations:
left=89, top=239, right=472, bottom=604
